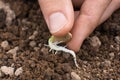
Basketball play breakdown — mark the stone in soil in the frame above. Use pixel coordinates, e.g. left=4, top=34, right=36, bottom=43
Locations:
left=15, top=67, right=23, bottom=76
left=6, top=46, right=19, bottom=61
left=28, top=31, right=38, bottom=40
left=89, top=36, right=101, bottom=49
left=104, top=60, right=111, bottom=67
left=29, top=41, right=36, bottom=47
left=109, top=52, right=115, bottom=59
left=0, top=66, right=14, bottom=76
left=1, top=40, right=10, bottom=50
left=115, top=36, right=120, bottom=44
left=7, top=46, right=19, bottom=54
left=0, top=0, right=15, bottom=26
left=71, top=72, right=81, bottom=80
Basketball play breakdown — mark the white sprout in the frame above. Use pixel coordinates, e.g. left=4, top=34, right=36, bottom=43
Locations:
left=46, top=36, right=79, bottom=68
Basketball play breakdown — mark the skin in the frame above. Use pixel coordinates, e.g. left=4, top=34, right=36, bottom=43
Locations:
left=38, top=0, right=120, bottom=52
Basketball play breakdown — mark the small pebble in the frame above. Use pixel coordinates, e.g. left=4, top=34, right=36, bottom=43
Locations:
left=110, top=45, right=114, bottom=49
left=104, top=60, right=111, bottom=67
left=83, top=72, right=91, bottom=78
left=29, top=35, right=35, bottom=40
left=103, top=70, right=108, bottom=74
left=0, top=1, right=15, bottom=26
left=116, top=45, right=120, bottom=51
left=71, top=72, right=81, bottom=80
left=29, top=41, right=36, bottom=47
left=38, top=43, right=42, bottom=48
left=118, top=52, right=120, bottom=55
left=6, top=46, right=19, bottom=61
left=1, top=40, right=9, bottom=49
left=109, top=69, right=113, bottom=72
left=21, top=26, right=28, bottom=31
left=96, top=62, right=100, bottom=66
left=115, top=36, right=120, bottom=44
left=83, top=61, right=88, bottom=65
left=7, top=46, right=19, bottom=54
left=15, top=67, right=23, bottom=76
left=89, top=36, right=101, bottom=48
left=33, top=31, right=38, bottom=36
left=0, top=66, right=14, bottom=76
left=109, top=52, right=115, bottom=59
left=29, top=31, right=38, bottom=40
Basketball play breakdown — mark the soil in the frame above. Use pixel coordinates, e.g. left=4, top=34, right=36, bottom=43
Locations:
left=0, top=0, right=120, bottom=80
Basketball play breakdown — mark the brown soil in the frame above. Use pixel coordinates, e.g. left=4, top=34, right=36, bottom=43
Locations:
left=0, top=0, right=120, bottom=80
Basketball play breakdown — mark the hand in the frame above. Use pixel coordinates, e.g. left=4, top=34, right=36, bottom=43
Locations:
left=38, top=0, right=120, bottom=52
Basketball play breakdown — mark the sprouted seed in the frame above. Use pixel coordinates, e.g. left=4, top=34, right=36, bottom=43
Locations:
left=46, top=34, right=79, bottom=68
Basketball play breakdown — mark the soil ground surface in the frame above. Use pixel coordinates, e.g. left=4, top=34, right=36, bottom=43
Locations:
left=0, top=0, right=120, bottom=80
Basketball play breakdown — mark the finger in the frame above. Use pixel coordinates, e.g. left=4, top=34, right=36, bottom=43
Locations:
left=67, top=0, right=111, bottom=52
left=38, top=0, right=74, bottom=36
left=74, top=0, right=120, bottom=25
left=74, top=11, right=80, bottom=20
left=99, top=0, right=120, bottom=24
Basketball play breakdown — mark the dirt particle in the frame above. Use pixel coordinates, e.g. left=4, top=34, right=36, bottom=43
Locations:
left=104, top=60, right=111, bottom=67
left=38, top=43, right=42, bottom=48
left=28, top=35, right=35, bottom=40
left=114, top=44, right=120, bottom=51
left=0, top=1, right=15, bottom=26
left=89, top=36, right=101, bottom=49
left=6, top=46, right=19, bottom=61
left=103, top=70, right=108, bottom=74
left=118, top=52, right=120, bottom=55
left=33, top=31, right=38, bottom=35
left=29, top=41, right=36, bottom=47
left=71, top=72, right=81, bottom=80
left=1, top=40, right=10, bottom=50
left=109, top=52, right=115, bottom=59
left=30, top=62, right=36, bottom=68
left=28, top=31, right=38, bottom=40
left=115, top=36, right=120, bottom=44
left=7, top=46, right=19, bottom=54
left=0, top=66, right=14, bottom=76
left=15, top=67, right=23, bottom=76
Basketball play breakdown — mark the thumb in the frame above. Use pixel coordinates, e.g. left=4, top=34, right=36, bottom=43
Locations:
left=38, top=0, right=74, bottom=36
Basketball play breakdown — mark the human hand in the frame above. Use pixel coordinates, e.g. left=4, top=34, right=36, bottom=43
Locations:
left=38, top=0, right=120, bottom=52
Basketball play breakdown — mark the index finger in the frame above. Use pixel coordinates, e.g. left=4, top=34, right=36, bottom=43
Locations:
left=67, top=0, right=112, bottom=52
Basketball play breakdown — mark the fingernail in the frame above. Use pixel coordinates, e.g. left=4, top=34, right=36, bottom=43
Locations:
left=48, top=12, right=68, bottom=33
